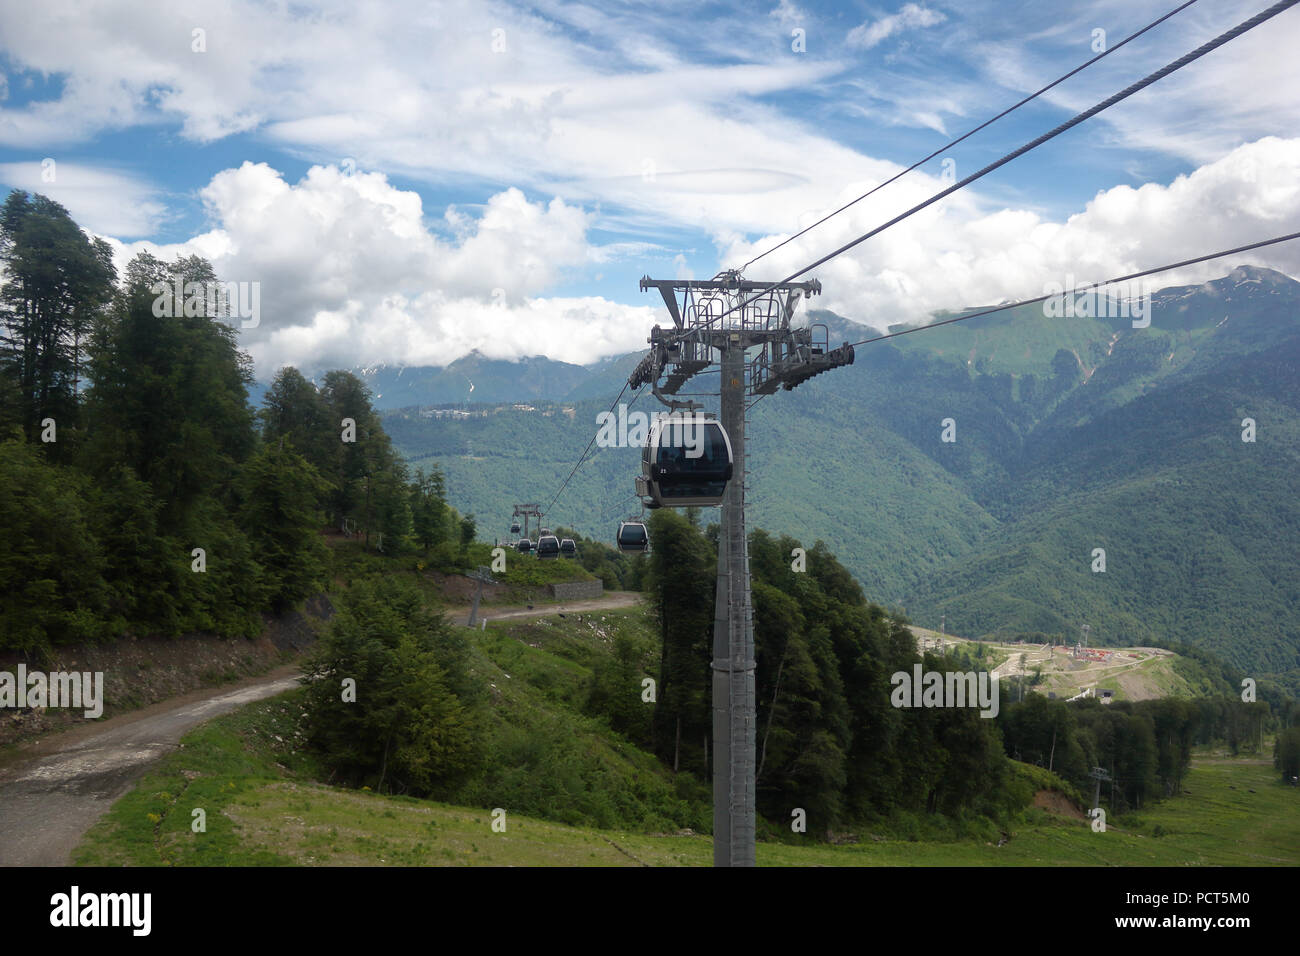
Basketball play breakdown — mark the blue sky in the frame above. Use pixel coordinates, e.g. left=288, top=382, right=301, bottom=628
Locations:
left=1, top=0, right=1297, bottom=374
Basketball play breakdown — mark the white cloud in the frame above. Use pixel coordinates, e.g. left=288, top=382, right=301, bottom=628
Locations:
left=846, top=3, right=947, bottom=50
left=0, top=1, right=866, bottom=243
left=102, top=162, right=658, bottom=373
left=721, top=137, right=1300, bottom=332
left=962, top=0, right=1300, bottom=167
left=770, top=0, right=807, bottom=31
left=4, top=0, right=1298, bottom=377
left=0, top=160, right=167, bottom=236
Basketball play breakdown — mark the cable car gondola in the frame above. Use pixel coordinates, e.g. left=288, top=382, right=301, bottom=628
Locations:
left=516, top=538, right=533, bottom=554
left=510, top=522, right=521, bottom=535
left=616, top=520, right=649, bottom=553
left=635, top=413, right=733, bottom=508
left=537, top=534, right=560, bottom=559
left=559, top=538, right=577, bottom=558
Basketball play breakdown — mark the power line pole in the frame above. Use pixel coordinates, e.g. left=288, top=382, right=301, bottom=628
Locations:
left=630, top=270, right=854, bottom=866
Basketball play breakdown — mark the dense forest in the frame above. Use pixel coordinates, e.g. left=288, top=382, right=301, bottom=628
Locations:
left=0, top=190, right=471, bottom=654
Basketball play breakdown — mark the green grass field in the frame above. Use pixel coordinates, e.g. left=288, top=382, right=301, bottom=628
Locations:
left=73, top=689, right=1299, bottom=867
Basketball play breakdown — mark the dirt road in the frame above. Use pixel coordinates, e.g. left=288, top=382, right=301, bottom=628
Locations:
left=0, top=591, right=644, bottom=866
left=448, top=591, right=644, bottom=626
left=0, top=665, right=301, bottom=867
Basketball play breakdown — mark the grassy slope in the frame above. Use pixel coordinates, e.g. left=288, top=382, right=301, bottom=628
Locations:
left=74, top=592, right=1296, bottom=867
left=74, top=689, right=1298, bottom=866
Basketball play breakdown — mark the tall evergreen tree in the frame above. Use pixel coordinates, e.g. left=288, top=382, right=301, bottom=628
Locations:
left=83, top=252, right=255, bottom=529
left=258, top=366, right=335, bottom=476
left=0, top=191, right=115, bottom=447
left=647, top=509, right=716, bottom=774
left=236, top=443, right=331, bottom=612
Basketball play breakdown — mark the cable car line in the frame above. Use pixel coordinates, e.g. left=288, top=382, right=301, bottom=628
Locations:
left=740, top=0, right=1202, bottom=273
left=666, top=0, right=1298, bottom=348
left=742, top=231, right=1300, bottom=415
left=838, top=231, right=1300, bottom=351
left=542, top=381, right=645, bottom=519
left=527, top=1, right=1296, bottom=554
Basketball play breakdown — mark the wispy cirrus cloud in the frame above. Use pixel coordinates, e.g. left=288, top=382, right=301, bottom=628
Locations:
left=0, top=160, right=168, bottom=236
left=846, top=3, right=947, bottom=50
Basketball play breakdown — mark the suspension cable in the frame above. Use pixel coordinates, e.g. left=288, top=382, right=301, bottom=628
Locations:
left=741, top=0, right=1201, bottom=272
left=675, top=0, right=1298, bottom=344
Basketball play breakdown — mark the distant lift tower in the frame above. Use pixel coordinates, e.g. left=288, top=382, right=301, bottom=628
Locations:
left=629, top=270, right=855, bottom=866
left=1089, top=765, right=1112, bottom=816
left=512, top=503, right=543, bottom=540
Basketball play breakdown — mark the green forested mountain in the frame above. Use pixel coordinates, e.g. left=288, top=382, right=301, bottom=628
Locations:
left=324, top=351, right=593, bottom=408
left=385, top=265, right=1300, bottom=686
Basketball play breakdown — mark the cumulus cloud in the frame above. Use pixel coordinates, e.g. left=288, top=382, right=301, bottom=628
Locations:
left=102, top=162, right=658, bottom=373
left=846, top=3, right=947, bottom=50
left=721, top=137, right=1300, bottom=331
left=96, top=137, right=1299, bottom=379
left=5, top=1, right=1297, bottom=377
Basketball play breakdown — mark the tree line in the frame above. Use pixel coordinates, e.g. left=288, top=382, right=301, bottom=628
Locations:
left=0, top=190, right=470, bottom=654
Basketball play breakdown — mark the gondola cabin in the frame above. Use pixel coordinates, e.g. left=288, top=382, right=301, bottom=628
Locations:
left=559, top=538, right=577, bottom=557
left=537, top=534, right=560, bottom=559
left=616, top=520, right=649, bottom=553
left=516, top=538, right=533, bottom=554
left=636, top=413, right=733, bottom=508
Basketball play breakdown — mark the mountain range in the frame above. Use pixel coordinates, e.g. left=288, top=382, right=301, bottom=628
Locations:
left=360, top=265, right=1299, bottom=688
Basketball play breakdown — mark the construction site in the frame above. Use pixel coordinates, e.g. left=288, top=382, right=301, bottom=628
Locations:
left=908, top=627, right=1189, bottom=703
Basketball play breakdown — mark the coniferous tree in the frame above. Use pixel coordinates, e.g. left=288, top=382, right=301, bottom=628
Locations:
left=237, top=443, right=331, bottom=612
left=258, top=366, right=335, bottom=473
left=647, top=509, right=715, bottom=774
left=0, top=191, right=115, bottom=447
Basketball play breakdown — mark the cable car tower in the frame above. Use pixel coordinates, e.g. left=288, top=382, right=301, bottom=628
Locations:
left=511, top=503, right=543, bottom=542
left=629, top=269, right=854, bottom=866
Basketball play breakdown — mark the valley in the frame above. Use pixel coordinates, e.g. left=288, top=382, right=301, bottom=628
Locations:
left=376, top=266, right=1300, bottom=689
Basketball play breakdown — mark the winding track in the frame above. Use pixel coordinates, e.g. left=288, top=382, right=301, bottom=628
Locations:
left=0, top=592, right=644, bottom=866
left=0, top=665, right=301, bottom=866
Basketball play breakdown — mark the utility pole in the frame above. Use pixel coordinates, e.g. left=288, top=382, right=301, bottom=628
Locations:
left=630, top=270, right=853, bottom=867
